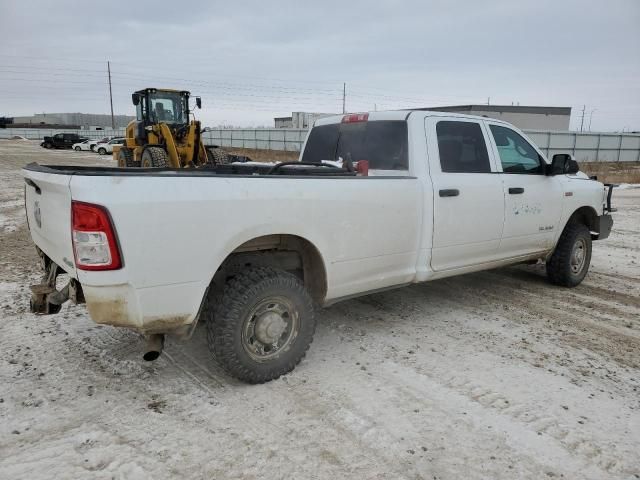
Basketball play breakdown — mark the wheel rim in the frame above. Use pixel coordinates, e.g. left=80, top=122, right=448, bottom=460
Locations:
left=242, top=296, right=299, bottom=361
left=570, top=238, right=587, bottom=275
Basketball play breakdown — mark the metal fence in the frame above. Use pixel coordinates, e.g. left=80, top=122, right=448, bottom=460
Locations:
left=0, top=128, right=125, bottom=140
left=3, top=127, right=639, bottom=162
left=202, top=128, right=307, bottom=152
left=525, top=130, right=640, bottom=163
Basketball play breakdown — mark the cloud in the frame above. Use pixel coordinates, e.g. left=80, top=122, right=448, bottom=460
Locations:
left=1, top=0, right=638, bottom=130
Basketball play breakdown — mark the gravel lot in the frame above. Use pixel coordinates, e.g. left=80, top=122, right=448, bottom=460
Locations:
left=1, top=140, right=639, bottom=480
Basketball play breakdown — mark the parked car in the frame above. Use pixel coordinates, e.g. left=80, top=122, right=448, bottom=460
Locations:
left=95, top=137, right=125, bottom=155
left=72, top=139, right=94, bottom=151
left=90, top=136, right=115, bottom=151
left=41, top=133, right=88, bottom=149
left=23, top=111, right=614, bottom=383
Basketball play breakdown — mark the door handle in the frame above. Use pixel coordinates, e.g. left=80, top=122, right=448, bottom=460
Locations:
left=439, top=189, right=459, bottom=197
left=508, top=187, right=524, bottom=194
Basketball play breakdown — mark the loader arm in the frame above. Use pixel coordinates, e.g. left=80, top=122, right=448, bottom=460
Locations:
left=159, top=123, right=182, bottom=168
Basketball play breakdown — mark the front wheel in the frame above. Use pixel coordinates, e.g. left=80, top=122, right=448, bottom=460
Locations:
left=97, top=147, right=107, bottom=155
left=207, top=267, right=316, bottom=383
left=74, top=146, right=81, bottom=151
left=546, top=223, right=592, bottom=287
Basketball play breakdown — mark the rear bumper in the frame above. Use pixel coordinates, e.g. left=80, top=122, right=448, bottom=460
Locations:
left=82, top=283, right=202, bottom=337
left=596, top=214, right=613, bottom=240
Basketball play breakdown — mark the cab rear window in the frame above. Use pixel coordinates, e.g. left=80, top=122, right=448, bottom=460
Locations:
left=301, top=120, right=408, bottom=170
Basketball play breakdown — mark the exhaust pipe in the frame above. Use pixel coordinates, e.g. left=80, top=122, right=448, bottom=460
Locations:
left=143, top=334, right=165, bottom=361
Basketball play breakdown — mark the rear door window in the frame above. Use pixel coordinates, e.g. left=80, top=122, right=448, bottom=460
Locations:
left=436, top=121, right=491, bottom=173
left=302, top=120, right=408, bottom=170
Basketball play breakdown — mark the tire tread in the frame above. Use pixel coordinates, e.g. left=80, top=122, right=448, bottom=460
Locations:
left=206, top=266, right=315, bottom=384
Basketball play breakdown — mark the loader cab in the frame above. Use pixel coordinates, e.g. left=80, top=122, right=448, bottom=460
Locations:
left=132, top=88, right=192, bottom=127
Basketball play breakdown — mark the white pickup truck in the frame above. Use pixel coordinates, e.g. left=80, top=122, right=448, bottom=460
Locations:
left=23, top=111, right=614, bottom=383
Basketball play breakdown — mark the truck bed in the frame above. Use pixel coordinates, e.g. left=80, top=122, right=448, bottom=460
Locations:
left=23, top=161, right=363, bottom=177
left=22, top=161, right=422, bottom=333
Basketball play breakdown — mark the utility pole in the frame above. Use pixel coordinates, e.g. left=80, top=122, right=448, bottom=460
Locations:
left=342, top=82, right=346, bottom=114
left=588, top=109, right=596, bottom=131
left=579, top=104, right=586, bottom=132
left=487, top=97, right=490, bottom=105
left=107, top=61, right=115, bottom=129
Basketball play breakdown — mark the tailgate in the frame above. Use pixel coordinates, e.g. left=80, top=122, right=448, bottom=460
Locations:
left=23, top=168, right=77, bottom=276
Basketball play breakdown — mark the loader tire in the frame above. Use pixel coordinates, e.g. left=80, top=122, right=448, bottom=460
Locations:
left=207, top=267, right=316, bottom=384
left=546, top=222, right=592, bottom=287
left=117, top=147, right=139, bottom=168
left=141, top=146, right=169, bottom=168
left=206, top=146, right=230, bottom=165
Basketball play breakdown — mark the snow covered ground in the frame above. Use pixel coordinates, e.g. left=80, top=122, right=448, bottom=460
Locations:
left=0, top=140, right=639, bottom=479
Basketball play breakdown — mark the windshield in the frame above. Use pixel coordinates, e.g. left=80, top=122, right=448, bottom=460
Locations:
left=147, top=92, right=187, bottom=124
left=301, top=120, right=408, bottom=170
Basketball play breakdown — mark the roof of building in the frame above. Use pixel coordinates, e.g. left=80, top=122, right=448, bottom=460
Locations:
left=416, top=105, right=572, bottom=115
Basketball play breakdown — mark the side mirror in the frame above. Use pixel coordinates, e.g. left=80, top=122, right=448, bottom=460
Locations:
left=195, top=97, right=202, bottom=109
left=132, top=94, right=140, bottom=106
left=549, top=153, right=579, bottom=175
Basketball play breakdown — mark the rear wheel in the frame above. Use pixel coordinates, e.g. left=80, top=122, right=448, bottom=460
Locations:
left=546, top=222, right=592, bottom=287
left=206, top=146, right=230, bottom=165
left=117, top=147, right=139, bottom=167
left=141, top=146, right=169, bottom=168
left=207, top=267, right=316, bottom=383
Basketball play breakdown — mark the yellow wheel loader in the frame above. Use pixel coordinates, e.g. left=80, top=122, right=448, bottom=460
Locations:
left=113, top=88, right=229, bottom=168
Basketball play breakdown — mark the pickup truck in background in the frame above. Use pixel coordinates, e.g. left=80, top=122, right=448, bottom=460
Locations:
left=23, top=111, right=614, bottom=383
left=41, top=132, right=89, bottom=149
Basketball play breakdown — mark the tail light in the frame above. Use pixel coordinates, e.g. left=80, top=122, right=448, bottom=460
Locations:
left=342, top=113, right=369, bottom=123
left=71, top=201, right=122, bottom=270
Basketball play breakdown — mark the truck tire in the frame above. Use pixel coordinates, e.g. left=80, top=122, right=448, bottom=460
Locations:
left=43, top=142, right=52, bottom=149
left=546, top=222, right=592, bottom=287
left=207, top=266, right=316, bottom=383
left=141, top=146, right=169, bottom=168
left=117, top=147, right=139, bottom=167
left=97, top=147, right=107, bottom=155
left=206, top=146, right=230, bottom=165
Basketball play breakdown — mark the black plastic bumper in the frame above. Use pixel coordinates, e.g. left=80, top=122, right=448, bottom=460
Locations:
left=597, top=214, right=613, bottom=240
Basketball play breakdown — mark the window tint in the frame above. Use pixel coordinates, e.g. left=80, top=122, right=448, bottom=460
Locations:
left=301, top=121, right=408, bottom=170
left=489, top=125, right=543, bottom=174
left=436, top=121, right=491, bottom=173
left=301, top=123, right=339, bottom=163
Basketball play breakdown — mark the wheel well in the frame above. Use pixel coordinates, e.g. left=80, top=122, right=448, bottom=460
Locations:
left=566, top=206, right=599, bottom=236
left=212, top=235, right=327, bottom=304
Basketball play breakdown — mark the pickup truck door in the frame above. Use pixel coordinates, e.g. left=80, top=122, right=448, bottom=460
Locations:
left=485, top=123, right=564, bottom=257
left=425, top=117, right=505, bottom=271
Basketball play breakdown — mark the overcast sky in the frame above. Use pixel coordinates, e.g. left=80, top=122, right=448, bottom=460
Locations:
left=1, top=0, right=638, bottom=131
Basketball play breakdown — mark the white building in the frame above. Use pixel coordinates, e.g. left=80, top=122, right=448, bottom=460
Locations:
left=275, top=112, right=337, bottom=129
left=11, top=112, right=135, bottom=129
left=418, top=105, right=572, bottom=131
left=275, top=106, right=571, bottom=131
